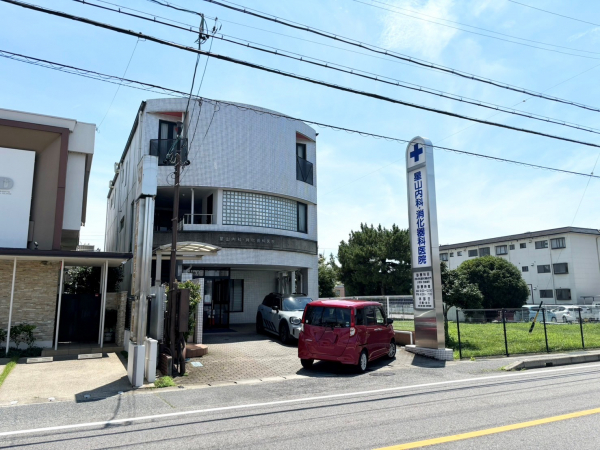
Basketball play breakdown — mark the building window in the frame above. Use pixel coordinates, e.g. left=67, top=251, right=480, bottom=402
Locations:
left=468, top=249, right=478, bottom=257
left=556, top=289, right=571, bottom=301
left=535, top=240, right=548, bottom=249
left=537, top=265, right=551, bottom=273
left=457, top=251, right=462, bottom=256
left=509, top=244, right=515, bottom=250
left=540, top=290, right=553, bottom=298
left=551, top=237, right=566, bottom=249
left=450, top=252, right=454, bottom=257
left=296, top=143, right=313, bottom=185
left=440, top=253, right=448, bottom=261
left=230, top=279, right=244, bottom=312
left=520, top=243, right=526, bottom=249
left=522, top=266, right=529, bottom=272
left=496, top=245, right=508, bottom=255
left=222, top=191, right=303, bottom=232
left=553, top=263, right=568, bottom=274
left=479, top=247, right=490, bottom=257
left=297, top=202, right=307, bottom=233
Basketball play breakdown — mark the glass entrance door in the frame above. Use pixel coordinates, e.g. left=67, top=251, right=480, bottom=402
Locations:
left=212, top=279, right=230, bottom=328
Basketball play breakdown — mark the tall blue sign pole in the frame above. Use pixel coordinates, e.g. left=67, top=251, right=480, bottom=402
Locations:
left=406, top=137, right=452, bottom=360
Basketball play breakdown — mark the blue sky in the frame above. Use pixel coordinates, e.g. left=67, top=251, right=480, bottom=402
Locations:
left=1, top=0, right=599, bottom=253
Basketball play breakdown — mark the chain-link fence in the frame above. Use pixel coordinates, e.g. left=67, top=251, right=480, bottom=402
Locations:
left=452, top=307, right=600, bottom=359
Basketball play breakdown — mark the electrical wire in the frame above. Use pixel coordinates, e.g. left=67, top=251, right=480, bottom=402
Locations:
left=181, top=0, right=600, bottom=113
left=71, top=0, right=600, bottom=137
left=5, top=0, right=600, bottom=150
left=97, top=37, right=140, bottom=131
left=1, top=48, right=599, bottom=182
left=508, top=0, right=600, bottom=28
left=352, top=0, right=600, bottom=58
left=352, top=0, right=600, bottom=55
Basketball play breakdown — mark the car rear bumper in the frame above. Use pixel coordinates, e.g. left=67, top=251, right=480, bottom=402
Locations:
left=298, top=340, right=361, bottom=365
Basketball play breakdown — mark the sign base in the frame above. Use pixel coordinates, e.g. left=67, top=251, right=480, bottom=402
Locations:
left=405, top=345, right=453, bottom=361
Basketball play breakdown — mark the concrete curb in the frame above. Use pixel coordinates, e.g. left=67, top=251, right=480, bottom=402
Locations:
left=504, top=351, right=600, bottom=371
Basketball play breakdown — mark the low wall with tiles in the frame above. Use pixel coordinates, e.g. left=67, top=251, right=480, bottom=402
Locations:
left=0, top=260, right=60, bottom=348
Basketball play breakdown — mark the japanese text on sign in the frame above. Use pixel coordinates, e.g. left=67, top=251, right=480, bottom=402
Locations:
left=414, top=271, right=434, bottom=309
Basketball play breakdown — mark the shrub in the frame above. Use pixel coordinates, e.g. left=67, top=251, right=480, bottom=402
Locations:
left=154, top=376, right=176, bottom=388
left=0, top=328, right=6, bottom=346
left=9, top=324, right=37, bottom=349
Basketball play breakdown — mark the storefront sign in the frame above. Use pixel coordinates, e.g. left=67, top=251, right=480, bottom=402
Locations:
left=405, top=137, right=444, bottom=349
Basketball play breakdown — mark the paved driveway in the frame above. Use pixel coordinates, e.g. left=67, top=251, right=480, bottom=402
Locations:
left=178, top=325, right=434, bottom=386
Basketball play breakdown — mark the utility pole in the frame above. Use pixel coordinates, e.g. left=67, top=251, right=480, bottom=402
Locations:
left=167, top=121, right=185, bottom=374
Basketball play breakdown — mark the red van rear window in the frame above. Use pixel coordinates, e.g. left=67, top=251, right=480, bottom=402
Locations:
left=305, top=306, right=351, bottom=328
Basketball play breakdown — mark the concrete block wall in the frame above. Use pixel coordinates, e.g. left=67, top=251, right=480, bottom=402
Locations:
left=0, top=260, right=60, bottom=348
left=229, top=270, right=278, bottom=324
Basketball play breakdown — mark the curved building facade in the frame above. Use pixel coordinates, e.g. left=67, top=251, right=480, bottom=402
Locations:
left=105, top=98, right=318, bottom=328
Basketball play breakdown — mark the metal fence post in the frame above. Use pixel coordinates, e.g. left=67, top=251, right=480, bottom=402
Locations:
left=542, top=309, right=549, bottom=353
left=456, top=309, right=462, bottom=360
left=386, top=296, right=390, bottom=318
left=579, top=309, right=585, bottom=349
left=502, top=309, right=509, bottom=357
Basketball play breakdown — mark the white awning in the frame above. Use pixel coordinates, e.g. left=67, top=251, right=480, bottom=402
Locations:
left=153, top=241, right=221, bottom=259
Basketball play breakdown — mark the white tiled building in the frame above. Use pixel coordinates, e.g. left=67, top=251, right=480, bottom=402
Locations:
left=439, top=227, right=600, bottom=305
left=105, top=98, right=318, bottom=328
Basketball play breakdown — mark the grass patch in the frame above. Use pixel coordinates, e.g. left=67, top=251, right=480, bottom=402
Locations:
left=393, top=320, right=415, bottom=332
left=154, top=376, right=176, bottom=388
left=448, top=321, right=600, bottom=359
left=393, top=318, right=600, bottom=359
left=0, top=357, right=19, bottom=389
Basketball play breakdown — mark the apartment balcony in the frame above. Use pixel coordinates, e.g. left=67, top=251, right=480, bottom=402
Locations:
left=296, top=156, right=314, bottom=185
left=178, top=214, right=215, bottom=231
left=149, top=138, right=188, bottom=166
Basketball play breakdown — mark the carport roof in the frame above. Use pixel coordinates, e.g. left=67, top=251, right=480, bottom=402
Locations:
left=0, top=248, right=131, bottom=267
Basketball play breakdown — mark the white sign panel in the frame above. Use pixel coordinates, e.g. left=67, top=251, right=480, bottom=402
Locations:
left=0, top=148, right=35, bottom=248
left=407, top=143, right=432, bottom=269
left=413, top=271, right=434, bottom=309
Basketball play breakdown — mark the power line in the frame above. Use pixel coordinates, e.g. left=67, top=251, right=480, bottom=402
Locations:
left=508, top=0, right=600, bottom=28
left=1, top=48, right=599, bottom=182
left=8, top=0, right=600, bottom=150
left=184, top=0, right=600, bottom=113
left=353, top=0, right=600, bottom=58
left=96, top=37, right=140, bottom=132
left=71, top=0, right=600, bottom=137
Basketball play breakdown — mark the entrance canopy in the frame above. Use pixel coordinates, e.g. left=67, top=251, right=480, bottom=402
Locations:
left=0, top=248, right=131, bottom=266
left=153, top=241, right=221, bottom=260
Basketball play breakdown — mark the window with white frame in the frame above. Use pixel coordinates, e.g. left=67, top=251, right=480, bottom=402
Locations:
left=468, top=249, right=478, bottom=257
left=440, top=253, right=448, bottom=261
left=551, top=237, right=566, bottom=249
left=535, top=240, right=548, bottom=249
left=495, top=245, right=508, bottom=255
left=479, top=247, right=491, bottom=257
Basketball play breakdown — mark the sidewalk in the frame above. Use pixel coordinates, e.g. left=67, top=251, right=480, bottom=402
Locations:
left=0, top=353, right=131, bottom=406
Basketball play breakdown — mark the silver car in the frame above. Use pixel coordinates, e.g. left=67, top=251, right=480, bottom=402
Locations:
left=256, top=293, right=312, bottom=344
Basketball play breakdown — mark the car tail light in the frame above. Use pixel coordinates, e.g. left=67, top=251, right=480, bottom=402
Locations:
left=350, top=327, right=356, bottom=337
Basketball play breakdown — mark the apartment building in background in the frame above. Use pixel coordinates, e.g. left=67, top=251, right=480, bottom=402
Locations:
left=439, top=227, right=600, bottom=305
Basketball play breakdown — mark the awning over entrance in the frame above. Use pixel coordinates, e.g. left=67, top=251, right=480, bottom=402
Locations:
left=153, top=241, right=221, bottom=285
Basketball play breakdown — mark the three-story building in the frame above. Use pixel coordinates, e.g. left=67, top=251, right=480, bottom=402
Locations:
left=105, top=98, right=318, bottom=330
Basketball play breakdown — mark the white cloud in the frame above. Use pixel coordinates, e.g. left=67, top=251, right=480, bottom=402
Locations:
left=379, top=0, right=458, bottom=58
left=568, top=27, right=600, bottom=43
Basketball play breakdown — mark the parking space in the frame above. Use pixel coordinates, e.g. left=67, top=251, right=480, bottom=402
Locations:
left=178, top=325, right=426, bottom=386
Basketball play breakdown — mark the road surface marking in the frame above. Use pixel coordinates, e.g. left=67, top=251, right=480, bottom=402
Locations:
left=376, top=407, right=600, bottom=449
left=1, top=363, right=599, bottom=437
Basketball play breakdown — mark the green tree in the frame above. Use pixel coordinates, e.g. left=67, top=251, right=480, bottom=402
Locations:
left=337, top=224, right=411, bottom=296
left=457, top=256, right=529, bottom=309
left=440, top=262, right=483, bottom=342
left=64, top=266, right=124, bottom=294
left=318, top=254, right=338, bottom=298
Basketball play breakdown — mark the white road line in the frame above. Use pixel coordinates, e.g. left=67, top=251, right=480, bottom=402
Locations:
left=2, top=363, right=599, bottom=438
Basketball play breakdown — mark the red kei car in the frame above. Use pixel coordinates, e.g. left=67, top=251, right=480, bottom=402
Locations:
left=298, top=300, right=396, bottom=373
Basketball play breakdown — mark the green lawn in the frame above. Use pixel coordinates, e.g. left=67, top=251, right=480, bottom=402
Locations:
left=393, top=319, right=600, bottom=359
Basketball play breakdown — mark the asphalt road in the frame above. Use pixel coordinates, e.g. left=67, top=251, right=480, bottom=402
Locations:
left=2, top=357, right=600, bottom=449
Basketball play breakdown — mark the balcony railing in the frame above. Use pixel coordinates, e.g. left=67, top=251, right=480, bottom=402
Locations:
left=296, top=156, right=314, bottom=185
left=183, top=214, right=213, bottom=225
left=149, top=138, right=188, bottom=166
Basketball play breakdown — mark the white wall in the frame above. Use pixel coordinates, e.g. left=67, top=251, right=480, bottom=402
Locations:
left=62, top=152, right=86, bottom=230
left=0, top=147, right=35, bottom=248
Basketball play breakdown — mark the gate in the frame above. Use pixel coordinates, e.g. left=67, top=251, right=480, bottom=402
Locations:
left=57, top=294, right=101, bottom=343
